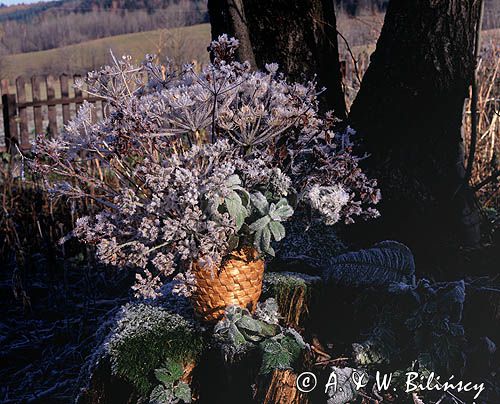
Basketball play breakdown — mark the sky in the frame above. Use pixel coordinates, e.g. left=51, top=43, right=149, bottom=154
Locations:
left=1, top=0, right=47, bottom=6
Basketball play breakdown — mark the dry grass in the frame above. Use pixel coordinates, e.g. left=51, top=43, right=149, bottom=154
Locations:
left=336, top=11, right=383, bottom=109
left=463, top=34, right=500, bottom=208
left=0, top=161, right=131, bottom=400
left=336, top=10, right=384, bottom=49
left=1, top=23, right=211, bottom=80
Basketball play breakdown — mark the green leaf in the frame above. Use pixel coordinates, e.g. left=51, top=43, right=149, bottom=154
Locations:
left=236, top=315, right=280, bottom=342
left=225, top=174, right=241, bottom=188
left=259, top=322, right=281, bottom=338
left=154, top=360, right=184, bottom=385
left=262, top=226, right=272, bottom=254
left=266, top=245, right=275, bottom=257
left=269, top=198, right=293, bottom=221
left=275, top=198, right=289, bottom=209
left=249, top=215, right=271, bottom=232
left=240, top=189, right=250, bottom=208
left=268, top=221, right=286, bottom=242
left=149, top=384, right=175, bottom=404
left=251, top=219, right=277, bottom=256
left=259, top=334, right=304, bottom=375
left=173, top=381, right=192, bottom=403
left=250, top=192, right=269, bottom=215
left=323, top=241, right=416, bottom=287
left=229, top=322, right=248, bottom=345
left=226, top=305, right=245, bottom=321
left=225, top=191, right=248, bottom=230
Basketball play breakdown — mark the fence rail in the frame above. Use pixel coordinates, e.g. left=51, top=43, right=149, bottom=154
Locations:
left=1, top=74, right=105, bottom=153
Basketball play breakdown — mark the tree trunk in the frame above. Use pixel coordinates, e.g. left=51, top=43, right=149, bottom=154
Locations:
left=208, top=0, right=347, bottom=118
left=348, top=0, right=483, bottom=254
left=207, top=0, right=257, bottom=69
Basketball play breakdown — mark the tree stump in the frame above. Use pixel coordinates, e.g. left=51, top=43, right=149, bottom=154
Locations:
left=263, top=272, right=321, bottom=329
left=255, top=369, right=309, bottom=404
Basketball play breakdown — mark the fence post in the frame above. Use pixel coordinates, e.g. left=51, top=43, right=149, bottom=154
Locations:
left=16, top=77, right=30, bottom=150
left=31, top=76, right=44, bottom=136
left=2, top=93, right=19, bottom=152
left=60, top=74, right=71, bottom=125
left=73, top=74, right=83, bottom=115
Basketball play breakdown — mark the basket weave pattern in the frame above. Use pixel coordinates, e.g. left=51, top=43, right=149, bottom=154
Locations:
left=191, top=250, right=264, bottom=323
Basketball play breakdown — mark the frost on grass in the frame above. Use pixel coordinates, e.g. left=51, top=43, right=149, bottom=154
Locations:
left=104, top=303, right=203, bottom=395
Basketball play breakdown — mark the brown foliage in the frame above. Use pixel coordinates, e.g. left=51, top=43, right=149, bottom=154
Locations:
left=463, top=39, right=500, bottom=208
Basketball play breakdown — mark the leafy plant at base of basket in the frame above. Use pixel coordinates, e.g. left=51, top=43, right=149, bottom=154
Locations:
left=149, top=359, right=192, bottom=404
left=33, top=34, right=380, bottom=303
left=213, top=299, right=307, bottom=375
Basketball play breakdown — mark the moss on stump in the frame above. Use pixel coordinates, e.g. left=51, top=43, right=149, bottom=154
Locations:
left=78, top=302, right=203, bottom=403
left=263, top=272, right=321, bottom=329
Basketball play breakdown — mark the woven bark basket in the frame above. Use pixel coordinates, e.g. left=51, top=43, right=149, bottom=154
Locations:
left=191, top=249, right=264, bottom=323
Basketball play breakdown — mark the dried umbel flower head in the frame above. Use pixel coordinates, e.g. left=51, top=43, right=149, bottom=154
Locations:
left=34, top=35, right=380, bottom=298
left=209, top=34, right=240, bottom=64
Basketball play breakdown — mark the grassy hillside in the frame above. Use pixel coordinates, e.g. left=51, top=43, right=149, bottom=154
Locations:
left=0, top=1, right=207, bottom=55
left=2, top=23, right=210, bottom=80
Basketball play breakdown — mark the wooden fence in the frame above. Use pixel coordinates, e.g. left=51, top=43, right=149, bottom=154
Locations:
left=1, top=54, right=370, bottom=153
left=1, top=74, right=104, bottom=153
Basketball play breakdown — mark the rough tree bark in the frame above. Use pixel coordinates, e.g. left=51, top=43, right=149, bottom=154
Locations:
left=207, top=0, right=257, bottom=69
left=348, top=0, right=483, bottom=252
left=207, top=0, right=347, bottom=118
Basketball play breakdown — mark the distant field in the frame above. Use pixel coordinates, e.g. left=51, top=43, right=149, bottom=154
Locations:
left=2, top=23, right=211, bottom=80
